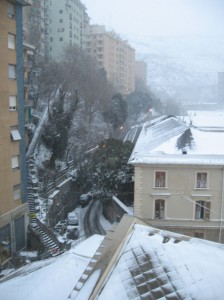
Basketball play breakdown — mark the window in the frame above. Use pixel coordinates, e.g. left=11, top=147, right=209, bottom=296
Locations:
left=155, top=199, right=165, bottom=219
left=8, top=64, right=16, bottom=79
left=11, top=155, right=19, bottom=170
left=59, top=37, right=63, bottom=41
left=195, top=201, right=211, bottom=220
left=7, top=2, right=15, bottom=19
left=155, top=171, right=166, bottom=187
left=59, top=19, right=63, bottom=23
left=10, top=126, right=21, bottom=141
left=59, top=10, right=63, bottom=13
left=9, top=96, right=17, bottom=111
left=8, top=33, right=16, bottom=49
left=13, top=184, right=20, bottom=200
left=196, top=172, right=207, bottom=188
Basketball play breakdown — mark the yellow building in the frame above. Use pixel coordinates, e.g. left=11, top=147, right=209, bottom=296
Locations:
left=0, top=0, right=29, bottom=265
left=86, top=25, right=135, bottom=95
left=129, top=115, right=224, bottom=243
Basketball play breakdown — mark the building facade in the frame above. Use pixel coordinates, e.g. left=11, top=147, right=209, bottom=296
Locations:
left=86, top=25, right=135, bottom=95
left=129, top=115, right=224, bottom=243
left=44, top=0, right=88, bottom=60
left=0, top=0, right=29, bottom=265
left=135, top=59, right=147, bottom=87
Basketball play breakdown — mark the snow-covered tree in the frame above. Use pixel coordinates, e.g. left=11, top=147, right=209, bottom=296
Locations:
left=78, top=139, right=134, bottom=203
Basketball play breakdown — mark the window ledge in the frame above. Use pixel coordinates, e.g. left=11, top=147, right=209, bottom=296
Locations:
left=191, top=194, right=212, bottom=198
left=12, top=168, right=19, bottom=171
left=151, top=192, right=170, bottom=197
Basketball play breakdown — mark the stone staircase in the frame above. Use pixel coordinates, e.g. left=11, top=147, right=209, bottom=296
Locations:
left=27, top=156, right=63, bottom=257
left=31, top=224, right=61, bottom=257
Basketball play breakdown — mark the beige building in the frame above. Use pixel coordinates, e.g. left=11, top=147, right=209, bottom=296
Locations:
left=0, top=0, right=29, bottom=265
left=128, top=115, right=224, bottom=243
left=135, top=59, right=147, bottom=87
left=86, top=25, right=135, bottom=95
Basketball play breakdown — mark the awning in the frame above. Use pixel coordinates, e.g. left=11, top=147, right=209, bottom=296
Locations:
left=11, top=129, right=21, bottom=141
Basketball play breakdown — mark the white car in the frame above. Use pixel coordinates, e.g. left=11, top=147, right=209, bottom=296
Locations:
left=79, top=193, right=92, bottom=207
left=67, top=212, right=78, bottom=225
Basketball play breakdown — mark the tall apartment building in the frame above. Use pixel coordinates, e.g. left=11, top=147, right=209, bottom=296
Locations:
left=0, top=0, right=29, bottom=265
left=44, top=0, right=88, bottom=61
left=86, top=25, right=135, bottom=95
left=135, top=60, right=147, bottom=87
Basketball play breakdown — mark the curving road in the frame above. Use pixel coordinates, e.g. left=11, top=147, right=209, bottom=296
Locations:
left=83, top=200, right=106, bottom=237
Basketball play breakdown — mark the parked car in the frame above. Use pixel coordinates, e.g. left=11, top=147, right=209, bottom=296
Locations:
left=67, top=212, right=78, bottom=225
left=78, top=193, right=92, bottom=207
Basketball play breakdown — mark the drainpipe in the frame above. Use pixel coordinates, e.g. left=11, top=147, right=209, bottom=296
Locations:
left=219, top=168, right=224, bottom=243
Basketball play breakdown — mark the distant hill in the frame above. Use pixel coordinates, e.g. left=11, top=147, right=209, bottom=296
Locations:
left=129, top=35, right=224, bottom=103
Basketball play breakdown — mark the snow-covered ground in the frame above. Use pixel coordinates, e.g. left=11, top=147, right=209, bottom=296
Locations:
left=0, top=235, right=104, bottom=300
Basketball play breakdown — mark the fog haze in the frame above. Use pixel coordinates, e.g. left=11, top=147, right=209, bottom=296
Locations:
left=82, top=0, right=224, bottom=38
left=83, top=0, right=224, bottom=103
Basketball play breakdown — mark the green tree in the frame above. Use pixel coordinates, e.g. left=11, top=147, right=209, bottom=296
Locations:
left=79, top=139, right=134, bottom=203
left=176, top=128, right=194, bottom=150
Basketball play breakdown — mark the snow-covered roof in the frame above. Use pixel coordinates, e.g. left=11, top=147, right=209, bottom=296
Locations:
left=0, top=235, right=104, bottom=300
left=71, top=215, right=224, bottom=299
left=129, top=114, right=224, bottom=166
left=94, top=220, right=224, bottom=299
left=185, top=110, right=224, bottom=129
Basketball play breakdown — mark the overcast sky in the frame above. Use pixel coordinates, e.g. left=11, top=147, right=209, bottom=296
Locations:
left=82, top=0, right=224, bottom=39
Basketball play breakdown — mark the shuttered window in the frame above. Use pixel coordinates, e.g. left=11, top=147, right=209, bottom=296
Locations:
left=8, top=64, right=16, bottom=79
left=196, top=172, right=207, bottom=188
left=9, top=96, right=17, bottom=111
left=11, top=155, right=19, bottom=170
left=13, top=184, right=21, bottom=200
left=8, top=33, right=16, bottom=49
left=7, top=2, right=15, bottom=19
left=10, top=126, right=21, bottom=141
left=155, top=171, right=166, bottom=187
left=155, top=199, right=165, bottom=219
left=195, top=201, right=211, bottom=220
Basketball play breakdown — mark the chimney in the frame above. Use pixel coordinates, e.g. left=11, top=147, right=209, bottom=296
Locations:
left=182, top=148, right=187, bottom=155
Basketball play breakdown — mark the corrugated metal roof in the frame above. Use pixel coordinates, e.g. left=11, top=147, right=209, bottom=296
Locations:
left=129, top=115, right=224, bottom=165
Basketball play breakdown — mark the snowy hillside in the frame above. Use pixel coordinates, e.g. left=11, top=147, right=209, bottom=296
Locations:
left=129, top=35, right=224, bottom=103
